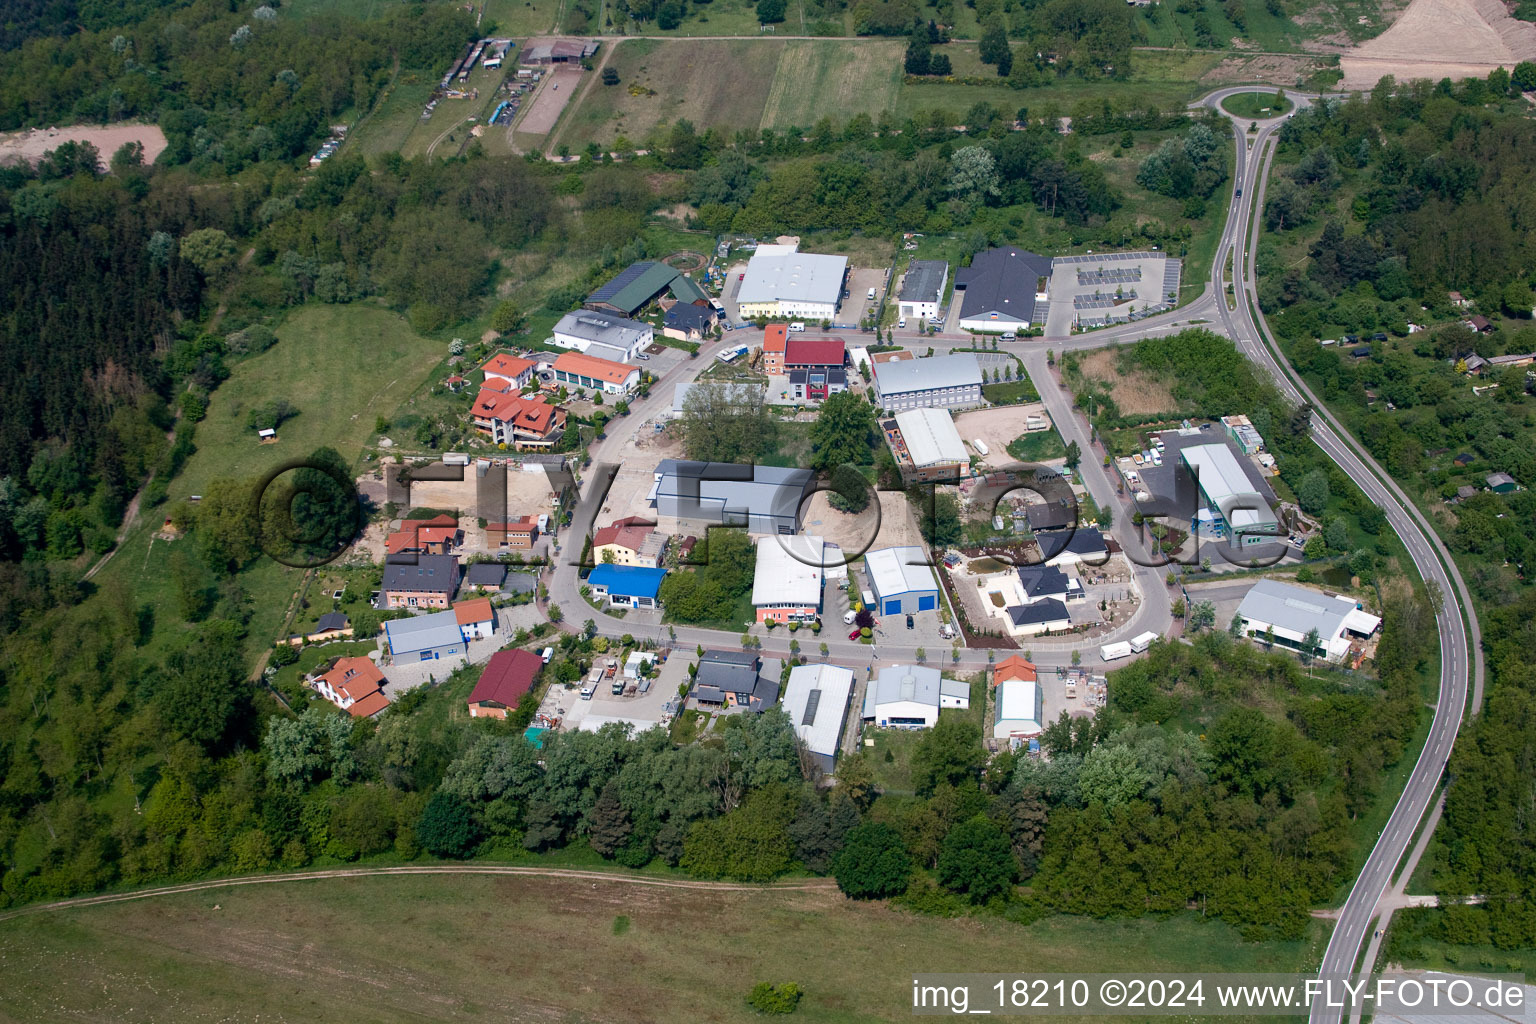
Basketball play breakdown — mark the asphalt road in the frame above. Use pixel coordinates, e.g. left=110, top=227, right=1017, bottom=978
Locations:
left=1171, top=92, right=1482, bottom=1022
left=544, top=89, right=1482, bottom=998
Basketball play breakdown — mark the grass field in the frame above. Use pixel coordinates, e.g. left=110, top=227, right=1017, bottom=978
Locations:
left=171, top=304, right=445, bottom=501
left=0, top=873, right=1325, bottom=1023
left=347, top=68, right=440, bottom=158
left=759, top=39, right=905, bottom=129
left=1006, top=430, right=1068, bottom=463
left=1221, top=91, right=1294, bottom=118
left=482, top=0, right=564, bottom=36
left=560, top=38, right=785, bottom=147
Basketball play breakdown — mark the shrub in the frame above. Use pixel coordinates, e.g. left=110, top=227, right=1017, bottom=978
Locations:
left=747, top=982, right=802, bottom=1014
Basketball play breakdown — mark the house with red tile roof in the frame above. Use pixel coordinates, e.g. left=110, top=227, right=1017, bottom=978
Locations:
left=481, top=352, right=536, bottom=391
left=454, top=597, right=496, bottom=640
left=762, top=324, right=788, bottom=375
left=992, top=654, right=1037, bottom=686
left=550, top=351, right=641, bottom=395
left=312, top=656, right=390, bottom=717
left=487, top=515, right=539, bottom=550
left=470, top=389, right=567, bottom=450
left=467, top=648, right=542, bottom=718
left=386, top=514, right=461, bottom=556
left=782, top=337, right=847, bottom=400
left=592, top=515, right=664, bottom=567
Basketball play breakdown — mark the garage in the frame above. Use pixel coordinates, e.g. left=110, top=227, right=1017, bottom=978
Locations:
left=918, top=594, right=937, bottom=611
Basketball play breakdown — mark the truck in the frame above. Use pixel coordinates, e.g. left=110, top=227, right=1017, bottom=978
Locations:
left=1100, top=641, right=1133, bottom=661
left=442, top=452, right=470, bottom=466
left=1129, top=631, right=1160, bottom=654
left=971, top=438, right=990, bottom=457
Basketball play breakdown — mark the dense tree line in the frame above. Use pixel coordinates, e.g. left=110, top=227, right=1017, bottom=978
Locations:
left=1257, top=80, right=1536, bottom=594
left=0, top=1, right=473, bottom=173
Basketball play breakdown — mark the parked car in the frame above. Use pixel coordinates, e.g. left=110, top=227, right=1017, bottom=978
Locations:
left=897, top=318, right=907, bottom=329
left=1001, top=331, right=1016, bottom=341
left=849, top=628, right=862, bottom=641
left=905, top=614, right=914, bottom=630
left=635, top=352, right=650, bottom=360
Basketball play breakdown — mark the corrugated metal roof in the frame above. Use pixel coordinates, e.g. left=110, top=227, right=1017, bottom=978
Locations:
left=737, top=252, right=847, bottom=307
left=865, top=546, right=937, bottom=599
left=783, top=664, right=854, bottom=757
left=894, top=408, right=967, bottom=468
left=873, top=353, right=982, bottom=396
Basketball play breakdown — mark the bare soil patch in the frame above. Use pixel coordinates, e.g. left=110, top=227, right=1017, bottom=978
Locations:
left=1340, top=0, right=1536, bottom=88
left=953, top=405, right=1049, bottom=470
left=1198, top=54, right=1327, bottom=85
left=0, top=123, right=167, bottom=169
left=1073, top=349, right=1179, bottom=416
left=517, top=67, right=584, bottom=136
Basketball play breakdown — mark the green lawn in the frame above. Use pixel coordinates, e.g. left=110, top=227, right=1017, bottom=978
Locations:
left=758, top=39, right=905, bottom=130
left=1007, top=430, right=1067, bottom=463
left=482, top=0, right=564, bottom=36
left=1220, top=91, right=1294, bottom=120
left=981, top=380, right=1041, bottom=405
left=0, top=873, right=1324, bottom=1023
left=172, top=303, right=445, bottom=501
left=347, top=67, right=440, bottom=158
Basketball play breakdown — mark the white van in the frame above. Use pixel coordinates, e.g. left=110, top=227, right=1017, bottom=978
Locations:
left=867, top=287, right=876, bottom=300
left=843, top=609, right=858, bottom=625
left=787, top=321, right=806, bottom=332
left=540, top=646, right=554, bottom=664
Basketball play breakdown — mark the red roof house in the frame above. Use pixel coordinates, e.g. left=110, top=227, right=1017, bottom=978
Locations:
left=313, top=656, right=390, bottom=717
left=762, top=324, right=788, bottom=375
left=481, top=352, right=537, bottom=390
left=470, top=389, right=567, bottom=450
left=386, top=514, right=460, bottom=555
left=784, top=337, right=846, bottom=369
left=993, top=654, right=1038, bottom=686
left=467, top=649, right=543, bottom=718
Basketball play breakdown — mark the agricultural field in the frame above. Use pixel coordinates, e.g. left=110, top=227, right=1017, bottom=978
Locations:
left=170, top=304, right=445, bottom=502
left=0, top=874, right=1324, bottom=1024
left=559, top=38, right=786, bottom=147
left=759, top=39, right=905, bottom=128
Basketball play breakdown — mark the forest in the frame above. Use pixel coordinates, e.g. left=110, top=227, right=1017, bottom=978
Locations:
left=1253, top=73, right=1536, bottom=953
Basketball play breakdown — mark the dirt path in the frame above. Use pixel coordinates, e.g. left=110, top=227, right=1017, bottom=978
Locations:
left=81, top=423, right=178, bottom=582
left=0, top=865, right=839, bottom=923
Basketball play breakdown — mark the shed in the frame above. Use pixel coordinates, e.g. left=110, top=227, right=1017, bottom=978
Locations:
left=1487, top=472, right=1518, bottom=494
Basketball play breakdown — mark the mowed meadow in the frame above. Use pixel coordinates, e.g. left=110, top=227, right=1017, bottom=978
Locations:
left=560, top=37, right=905, bottom=147
left=0, top=873, right=1325, bottom=1023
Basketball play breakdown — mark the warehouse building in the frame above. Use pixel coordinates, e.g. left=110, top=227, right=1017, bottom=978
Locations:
left=782, top=664, right=856, bottom=772
left=862, top=664, right=969, bottom=729
left=871, top=353, right=983, bottom=411
left=897, top=260, right=949, bottom=321
left=650, top=459, right=815, bottom=536
left=1180, top=442, right=1280, bottom=546
left=993, top=677, right=1044, bottom=740
left=586, top=260, right=710, bottom=317
left=385, top=610, right=468, bottom=664
left=1235, top=578, right=1382, bottom=663
left=887, top=407, right=968, bottom=483
left=752, top=535, right=827, bottom=623
left=954, top=246, right=1054, bottom=332
left=865, top=546, right=939, bottom=616
left=736, top=248, right=848, bottom=321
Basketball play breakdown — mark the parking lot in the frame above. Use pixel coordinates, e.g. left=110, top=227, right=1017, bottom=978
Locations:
left=555, top=649, right=688, bottom=733
left=1045, top=251, right=1180, bottom=336
left=952, top=405, right=1051, bottom=469
left=843, top=266, right=888, bottom=325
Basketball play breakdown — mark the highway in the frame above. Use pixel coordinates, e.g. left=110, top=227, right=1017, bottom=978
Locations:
left=545, top=89, right=1482, bottom=996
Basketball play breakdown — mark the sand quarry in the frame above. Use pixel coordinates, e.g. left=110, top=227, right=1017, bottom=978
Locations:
left=1341, top=0, right=1536, bottom=89
left=0, top=124, right=167, bottom=170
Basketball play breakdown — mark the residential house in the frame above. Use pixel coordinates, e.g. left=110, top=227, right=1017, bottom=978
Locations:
left=1036, top=527, right=1109, bottom=567
left=466, top=649, right=542, bottom=719
left=781, top=664, right=855, bottom=772
left=651, top=459, right=815, bottom=536
left=954, top=246, right=1053, bottom=332
left=470, top=389, right=567, bottom=450
left=992, top=654, right=1037, bottom=685
left=1449, top=290, right=1470, bottom=308
left=311, top=656, right=390, bottom=718
left=871, top=353, right=983, bottom=411
left=454, top=597, right=496, bottom=640
left=380, top=554, right=461, bottom=609
left=1464, top=316, right=1494, bottom=334
left=761, top=323, right=788, bottom=375
left=865, top=546, right=939, bottom=616
left=284, top=611, right=353, bottom=647
left=662, top=302, right=716, bottom=341
left=481, top=352, right=536, bottom=391
left=690, top=649, right=780, bottom=710
left=551, top=351, right=641, bottom=395
left=464, top=562, right=508, bottom=591
left=861, top=664, right=968, bottom=729
left=736, top=247, right=847, bottom=320
left=586, top=564, right=667, bottom=609
left=782, top=337, right=847, bottom=401
left=752, top=535, right=827, bottom=623
left=586, top=260, right=711, bottom=317
left=898, top=260, right=949, bottom=321
left=593, top=515, right=663, bottom=567
left=384, top=609, right=468, bottom=663
left=385, top=514, right=460, bottom=557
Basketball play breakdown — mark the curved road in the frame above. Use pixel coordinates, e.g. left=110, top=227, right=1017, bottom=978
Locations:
left=546, top=88, right=1480, bottom=1003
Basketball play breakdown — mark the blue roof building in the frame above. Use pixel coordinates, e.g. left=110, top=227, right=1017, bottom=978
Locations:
left=587, top=565, right=668, bottom=609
